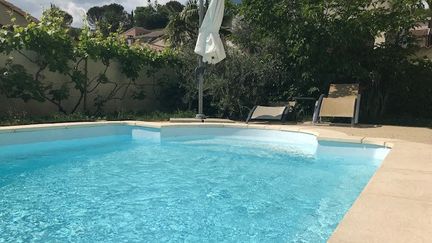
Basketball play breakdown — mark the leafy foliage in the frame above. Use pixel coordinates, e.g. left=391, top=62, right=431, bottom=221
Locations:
left=165, top=0, right=237, bottom=48
left=1, top=0, right=432, bottom=123
left=43, top=4, right=73, bottom=27
left=234, top=0, right=431, bottom=120
left=87, top=3, right=132, bottom=36
left=134, top=1, right=184, bottom=30
left=166, top=0, right=432, bottom=121
left=177, top=45, right=296, bottom=119
left=0, top=11, right=75, bottom=113
left=0, top=110, right=196, bottom=126
left=165, top=0, right=199, bottom=47
left=0, top=58, right=44, bottom=102
left=0, top=8, right=178, bottom=115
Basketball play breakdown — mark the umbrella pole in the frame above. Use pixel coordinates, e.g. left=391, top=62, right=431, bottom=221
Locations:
left=196, top=0, right=206, bottom=119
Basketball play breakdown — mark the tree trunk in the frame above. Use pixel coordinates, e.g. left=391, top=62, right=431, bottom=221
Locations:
left=83, top=58, right=88, bottom=114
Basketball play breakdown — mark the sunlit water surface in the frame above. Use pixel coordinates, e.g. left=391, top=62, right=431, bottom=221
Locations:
left=0, top=127, right=386, bottom=242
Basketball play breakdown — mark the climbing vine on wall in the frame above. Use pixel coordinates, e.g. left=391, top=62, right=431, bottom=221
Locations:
left=0, top=8, right=178, bottom=114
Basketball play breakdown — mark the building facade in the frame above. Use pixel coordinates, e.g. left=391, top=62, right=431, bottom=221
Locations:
left=0, top=0, right=37, bottom=27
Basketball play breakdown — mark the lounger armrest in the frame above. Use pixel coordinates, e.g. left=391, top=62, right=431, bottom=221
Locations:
left=281, top=106, right=290, bottom=122
left=246, top=106, right=258, bottom=123
left=354, top=94, right=361, bottom=124
left=313, top=94, right=325, bottom=124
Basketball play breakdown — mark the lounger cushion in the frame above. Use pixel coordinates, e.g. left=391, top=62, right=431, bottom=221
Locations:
left=319, top=97, right=356, bottom=118
left=251, top=106, right=286, bottom=120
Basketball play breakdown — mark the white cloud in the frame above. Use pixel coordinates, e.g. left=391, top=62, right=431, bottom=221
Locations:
left=58, top=2, right=87, bottom=27
left=11, top=0, right=188, bottom=27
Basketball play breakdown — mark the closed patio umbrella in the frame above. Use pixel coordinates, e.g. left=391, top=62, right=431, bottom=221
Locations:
left=195, top=0, right=226, bottom=64
left=194, top=0, right=226, bottom=119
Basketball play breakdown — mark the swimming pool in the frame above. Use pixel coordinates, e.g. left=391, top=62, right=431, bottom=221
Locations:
left=0, top=125, right=389, bottom=242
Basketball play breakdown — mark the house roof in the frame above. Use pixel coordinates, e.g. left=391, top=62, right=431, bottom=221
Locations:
left=146, top=37, right=167, bottom=51
left=122, top=27, right=151, bottom=37
left=141, top=29, right=165, bottom=38
left=0, top=0, right=38, bottom=23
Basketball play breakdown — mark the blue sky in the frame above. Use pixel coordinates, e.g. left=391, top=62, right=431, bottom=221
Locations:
left=10, top=0, right=188, bottom=27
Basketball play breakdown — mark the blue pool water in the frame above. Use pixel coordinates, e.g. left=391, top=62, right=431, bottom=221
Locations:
left=0, top=125, right=389, bottom=242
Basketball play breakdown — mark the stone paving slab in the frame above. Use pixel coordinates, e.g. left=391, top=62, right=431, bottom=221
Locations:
left=366, top=168, right=432, bottom=202
left=328, top=194, right=432, bottom=243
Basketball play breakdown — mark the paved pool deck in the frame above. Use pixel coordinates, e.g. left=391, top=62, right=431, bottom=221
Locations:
left=0, top=121, right=431, bottom=242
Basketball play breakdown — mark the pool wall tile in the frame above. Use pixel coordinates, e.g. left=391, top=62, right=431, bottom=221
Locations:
left=0, top=125, right=132, bottom=146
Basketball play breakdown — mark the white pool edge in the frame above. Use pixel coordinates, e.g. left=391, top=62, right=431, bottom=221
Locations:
left=0, top=121, right=395, bottom=148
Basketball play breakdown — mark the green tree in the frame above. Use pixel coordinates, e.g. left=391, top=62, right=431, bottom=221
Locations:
left=133, top=1, right=185, bottom=30
left=43, top=4, right=73, bottom=27
left=171, top=0, right=431, bottom=121
left=165, top=0, right=199, bottom=47
left=0, top=58, right=45, bottom=102
left=239, top=0, right=428, bottom=120
left=134, top=3, right=169, bottom=29
left=165, top=1, right=185, bottom=13
left=87, top=3, right=132, bottom=35
left=165, top=0, right=236, bottom=48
